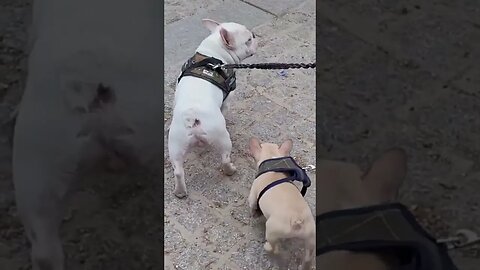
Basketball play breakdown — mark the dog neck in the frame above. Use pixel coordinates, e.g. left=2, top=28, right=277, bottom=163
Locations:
left=196, top=35, right=240, bottom=64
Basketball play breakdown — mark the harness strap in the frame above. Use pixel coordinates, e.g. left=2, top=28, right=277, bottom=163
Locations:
left=254, top=157, right=311, bottom=213
left=177, top=53, right=236, bottom=102
left=316, top=203, right=459, bottom=270
left=256, top=176, right=296, bottom=211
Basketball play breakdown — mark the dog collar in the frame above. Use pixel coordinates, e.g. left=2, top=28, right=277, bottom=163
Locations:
left=316, top=203, right=459, bottom=270
left=177, top=53, right=237, bottom=102
left=255, top=156, right=311, bottom=213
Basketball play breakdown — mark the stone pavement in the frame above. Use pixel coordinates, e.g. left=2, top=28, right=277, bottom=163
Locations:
left=163, top=0, right=316, bottom=269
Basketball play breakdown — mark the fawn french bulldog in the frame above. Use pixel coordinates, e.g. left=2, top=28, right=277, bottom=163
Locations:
left=248, top=137, right=315, bottom=270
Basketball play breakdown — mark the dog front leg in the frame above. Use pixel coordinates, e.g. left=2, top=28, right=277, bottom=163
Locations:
left=215, top=128, right=236, bottom=176
left=220, top=91, right=234, bottom=116
left=168, top=127, right=188, bottom=198
left=247, top=187, right=261, bottom=217
left=264, top=218, right=281, bottom=255
left=13, top=141, right=77, bottom=270
left=220, top=101, right=229, bottom=115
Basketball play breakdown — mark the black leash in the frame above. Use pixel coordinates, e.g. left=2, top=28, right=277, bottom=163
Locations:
left=210, top=62, right=316, bottom=70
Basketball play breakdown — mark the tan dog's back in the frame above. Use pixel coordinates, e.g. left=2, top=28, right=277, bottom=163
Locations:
left=256, top=172, right=314, bottom=234
left=248, top=138, right=315, bottom=269
left=316, top=148, right=407, bottom=270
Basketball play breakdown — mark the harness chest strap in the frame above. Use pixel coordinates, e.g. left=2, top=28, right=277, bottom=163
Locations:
left=316, top=203, right=459, bottom=270
left=255, top=157, right=312, bottom=213
left=177, top=53, right=237, bottom=101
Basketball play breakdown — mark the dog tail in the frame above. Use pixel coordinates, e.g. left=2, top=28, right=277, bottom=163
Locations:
left=291, top=216, right=304, bottom=231
left=183, top=108, right=201, bottom=129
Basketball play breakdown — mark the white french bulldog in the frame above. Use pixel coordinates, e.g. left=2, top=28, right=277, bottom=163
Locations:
left=168, top=19, right=258, bottom=198
left=13, top=0, right=162, bottom=269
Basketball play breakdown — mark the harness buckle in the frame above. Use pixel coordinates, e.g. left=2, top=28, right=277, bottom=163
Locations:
left=302, top=164, right=316, bottom=171
left=207, top=63, right=223, bottom=70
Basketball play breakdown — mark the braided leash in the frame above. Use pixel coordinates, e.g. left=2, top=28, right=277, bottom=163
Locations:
left=214, top=62, right=316, bottom=70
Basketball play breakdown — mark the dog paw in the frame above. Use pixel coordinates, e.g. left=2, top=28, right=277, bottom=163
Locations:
left=298, top=263, right=312, bottom=270
left=250, top=207, right=261, bottom=217
left=264, top=242, right=273, bottom=252
left=223, top=163, right=236, bottom=176
left=173, top=189, right=188, bottom=199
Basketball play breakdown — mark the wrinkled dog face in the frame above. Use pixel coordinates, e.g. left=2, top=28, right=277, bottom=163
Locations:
left=202, top=19, right=258, bottom=61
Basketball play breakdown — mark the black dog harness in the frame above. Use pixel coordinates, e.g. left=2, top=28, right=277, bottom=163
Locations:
left=255, top=157, right=311, bottom=213
left=316, top=203, right=459, bottom=270
left=177, top=53, right=237, bottom=102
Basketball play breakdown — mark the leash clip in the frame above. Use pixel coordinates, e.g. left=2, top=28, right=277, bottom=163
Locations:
left=302, top=164, right=316, bottom=171
left=439, top=229, right=480, bottom=249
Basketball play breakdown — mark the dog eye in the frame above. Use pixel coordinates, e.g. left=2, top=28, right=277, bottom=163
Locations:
left=252, top=32, right=256, bottom=38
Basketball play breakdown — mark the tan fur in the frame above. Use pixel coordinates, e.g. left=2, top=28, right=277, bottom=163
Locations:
left=316, top=148, right=407, bottom=270
left=248, top=137, right=315, bottom=270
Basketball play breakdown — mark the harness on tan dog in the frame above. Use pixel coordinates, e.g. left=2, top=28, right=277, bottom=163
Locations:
left=255, top=157, right=312, bottom=212
left=177, top=53, right=237, bottom=102
left=316, top=203, right=459, bottom=270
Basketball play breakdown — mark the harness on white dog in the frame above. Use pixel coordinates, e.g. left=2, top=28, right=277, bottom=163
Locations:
left=177, top=53, right=237, bottom=102
left=255, top=156, right=312, bottom=213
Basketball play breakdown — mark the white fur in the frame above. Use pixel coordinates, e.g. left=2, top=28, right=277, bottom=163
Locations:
left=13, top=1, right=162, bottom=269
left=168, top=19, right=258, bottom=198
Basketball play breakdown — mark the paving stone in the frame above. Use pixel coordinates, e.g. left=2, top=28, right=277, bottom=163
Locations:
left=169, top=243, right=219, bottom=270
left=200, top=179, right=246, bottom=209
left=249, top=120, right=282, bottom=140
left=452, top=65, right=480, bottom=95
left=430, top=0, right=480, bottom=23
left=317, top=17, right=368, bottom=73
left=384, top=11, right=480, bottom=78
left=165, top=197, right=220, bottom=233
left=164, top=0, right=274, bottom=67
left=200, top=221, right=245, bottom=254
left=244, top=0, right=309, bottom=16
left=230, top=238, right=275, bottom=270
left=163, top=223, right=187, bottom=254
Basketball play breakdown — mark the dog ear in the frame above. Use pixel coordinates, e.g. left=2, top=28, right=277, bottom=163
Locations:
left=248, top=137, right=262, bottom=158
left=219, top=27, right=235, bottom=49
left=362, top=148, right=407, bottom=203
left=278, top=139, right=293, bottom=156
left=201, top=19, right=220, bottom=33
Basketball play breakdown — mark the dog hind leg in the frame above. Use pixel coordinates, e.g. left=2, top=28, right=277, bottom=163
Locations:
left=300, top=231, right=315, bottom=270
left=264, top=218, right=283, bottom=255
left=247, top=187, right=261, bottom=217
left=168, top=124, right=188, bottom=198
left=213, top=127, right=236, bottom=176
